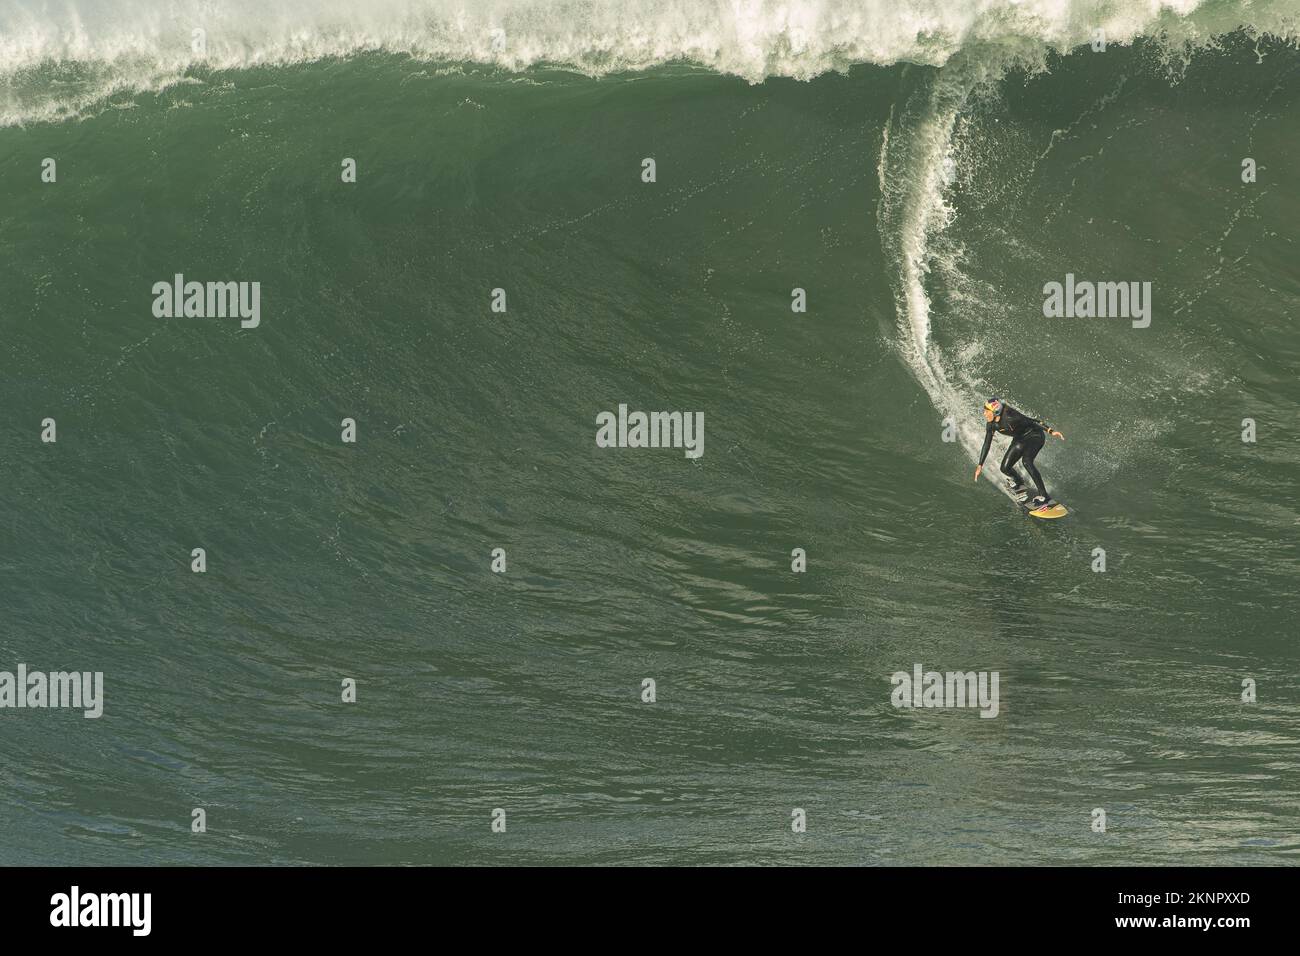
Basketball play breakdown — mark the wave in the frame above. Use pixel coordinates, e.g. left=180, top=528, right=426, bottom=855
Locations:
left=4, top=1, right=1298, bottom=501
left=3, top=0, right=1300, bottom=126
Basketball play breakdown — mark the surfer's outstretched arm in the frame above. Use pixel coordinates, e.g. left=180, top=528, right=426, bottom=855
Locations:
left=1034, top=415, right=1065, bottom=440
left=974, top=421, right=994, bottom=479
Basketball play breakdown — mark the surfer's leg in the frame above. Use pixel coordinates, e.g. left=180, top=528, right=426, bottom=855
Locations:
left=1000, top=439, right=1027, bottom=487
left=1020, top=429, right=1048, bottom=499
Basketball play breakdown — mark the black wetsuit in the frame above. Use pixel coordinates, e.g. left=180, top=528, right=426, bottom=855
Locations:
left=978, top=404, right=1053, bottom=500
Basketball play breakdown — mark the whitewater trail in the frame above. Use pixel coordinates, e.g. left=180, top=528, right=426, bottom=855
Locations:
left=875, top=61, right=1019, bottom=497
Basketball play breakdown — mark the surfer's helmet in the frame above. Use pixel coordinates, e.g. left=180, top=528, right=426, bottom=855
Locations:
left=983, top=397, right=1002, bottom=421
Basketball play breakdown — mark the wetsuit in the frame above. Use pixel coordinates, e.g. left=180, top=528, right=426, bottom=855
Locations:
left=978, top=403, right=1053, bottom=500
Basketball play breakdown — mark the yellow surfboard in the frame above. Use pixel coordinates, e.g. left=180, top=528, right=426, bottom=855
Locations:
left=1028, top=503, right=1069, bottom=519
left=1011, top=486, right=1069, bottom=519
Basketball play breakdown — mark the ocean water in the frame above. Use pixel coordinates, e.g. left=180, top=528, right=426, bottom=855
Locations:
left=1, top=0, right=1298, bottom=865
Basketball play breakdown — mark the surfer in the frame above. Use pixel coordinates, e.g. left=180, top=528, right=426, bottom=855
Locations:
left=973, top=398, right=1065, bottom=511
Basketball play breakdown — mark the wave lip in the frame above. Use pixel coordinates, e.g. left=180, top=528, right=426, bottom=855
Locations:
left=7, top=1, right=1296, bottom=71
left=4, top=0, right=1299, bottom=94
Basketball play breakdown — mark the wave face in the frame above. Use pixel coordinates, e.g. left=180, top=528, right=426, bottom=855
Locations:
left=3, top=0, right=1300, bottom=124
left=2, top=5, right=1300, bottom=865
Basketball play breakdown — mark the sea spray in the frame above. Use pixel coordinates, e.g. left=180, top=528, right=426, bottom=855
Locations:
left=877, top=59, right=1007, bottom=490
left=6, top=0, right=1300, bottom=126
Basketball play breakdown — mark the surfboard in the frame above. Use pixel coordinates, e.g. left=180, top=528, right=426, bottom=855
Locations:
left=1028, top=502, right=1068, bottom=519
left=1009, top=485, right=1069, bottom=519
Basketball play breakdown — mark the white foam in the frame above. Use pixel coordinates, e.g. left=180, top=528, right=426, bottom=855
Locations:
left=3, top=1, right=1299, bottom=125
left=877, top=59, right=1008, bottom=489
